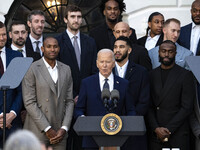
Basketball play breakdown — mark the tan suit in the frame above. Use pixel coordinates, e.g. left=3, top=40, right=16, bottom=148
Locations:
left=22, top=58, right=74, bottom=150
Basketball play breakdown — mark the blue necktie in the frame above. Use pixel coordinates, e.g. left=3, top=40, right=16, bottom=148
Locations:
left=103, top=78, right=109, bottom=90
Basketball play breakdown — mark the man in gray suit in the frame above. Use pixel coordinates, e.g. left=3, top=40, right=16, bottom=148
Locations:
left=148, top=18, right=193, bottom=70
left=22, top=37, right=74, bottom=150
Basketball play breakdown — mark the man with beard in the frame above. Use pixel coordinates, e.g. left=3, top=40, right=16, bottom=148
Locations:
left=148, top=18, right=193, bottom=70
left=9, top=21, right=41, bottom=61
left=113, top=36, right=150, bottom=150
left=89, top=0, right=137, bottom=51
left=113, top=22, right=152, bottom=71
left=178, top=0, right=200, bottom=55
left=25, top=10, right=45, bottom=59
left=0, top=21, right=23, bottom=148
left=56, top=5, right=97, bottom=150
left=147, top=40, right=195, bottom=150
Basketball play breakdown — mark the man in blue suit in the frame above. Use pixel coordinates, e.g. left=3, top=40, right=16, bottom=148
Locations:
left=56, top=5, right=97, bottom=150
left=178, top=0, right=200, bottom=55
left=75, top=49, right=136, bottom=149
left=0, top=21, right=23, bottom=147
left=149, top=18, right=193, bottom=70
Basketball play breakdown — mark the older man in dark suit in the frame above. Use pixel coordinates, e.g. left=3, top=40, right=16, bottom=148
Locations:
left=147, top=40, right=195, bottom=150
left=75, top=49, right=136, bottom=149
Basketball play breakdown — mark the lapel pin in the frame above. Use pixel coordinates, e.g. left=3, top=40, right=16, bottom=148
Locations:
left=116, top=81, right=119, bottom=84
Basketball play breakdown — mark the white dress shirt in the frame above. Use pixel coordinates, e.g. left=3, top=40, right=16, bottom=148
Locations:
left=42, top=57, right=58, bottom=83
left=29, top=34, right=43, bottom=56
left=99, top=72, right=114, bottom=92
left=145, top=30, right=161, bottom=50
left=115, top=61, right=129, bottom=78
left=66, top=29, right=81, bottom=54
left=11, top=44, right=26, bottom=57
left=190, top=22, right=200, bottom=55
left=42, top=57, right=68, bottom=132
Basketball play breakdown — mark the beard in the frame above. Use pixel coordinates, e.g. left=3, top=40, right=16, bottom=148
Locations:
left=14, top=39, right=25, bottom=47
left=107, top=17, right=118, bottom=23
left=159, top=56, right=175, bottom=66
left=115, top=51, right=128, bottom=62
left=192, top=16, right=200, bottom=25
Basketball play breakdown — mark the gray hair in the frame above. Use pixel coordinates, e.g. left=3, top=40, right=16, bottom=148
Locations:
left=97, top=49, right=115, bottom=61
left=5, top=130, right=42, bottom=150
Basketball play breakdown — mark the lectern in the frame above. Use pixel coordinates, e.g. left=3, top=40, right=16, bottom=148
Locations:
left=74, top=115, right=146, bottom=149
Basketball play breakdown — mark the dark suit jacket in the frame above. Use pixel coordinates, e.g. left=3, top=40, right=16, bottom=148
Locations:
left=74, top=73, right=136, bottom=148
left=89, top=22, right=137, bottom=51
left=25, top=36, right=41, bottom=61
left=114, top=62, right=150, bottom=150
left=178, top=23, right=200, bottom=55
left=0, top=48, right=23, bottom=146
left=130, top=44, right=152, bottom=71
left=137, top=33, right=164, bottom=48
left=147, top=64, right=195, bottom=150
left=56, top=31, right=97, bottom=97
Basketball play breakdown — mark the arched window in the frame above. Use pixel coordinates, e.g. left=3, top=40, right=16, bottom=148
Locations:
left=5, top=0, right=104, bottom=35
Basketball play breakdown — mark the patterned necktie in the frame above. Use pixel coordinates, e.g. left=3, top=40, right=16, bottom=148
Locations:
left=73, top=36, right=81, bottom=69
left=18, top=49, right=23, bottom=53
left=35, top=41, right=40, bottom=54
left=103, top=78, right=109, bottom=90
left=0, top=51, right=4, bottom=75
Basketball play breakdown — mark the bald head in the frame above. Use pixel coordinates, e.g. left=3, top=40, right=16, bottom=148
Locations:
left=113, top=22, right=132, bottom=38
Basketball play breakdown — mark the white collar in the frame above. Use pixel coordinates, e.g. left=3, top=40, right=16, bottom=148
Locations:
left=42, top=57, right=58, bottom=69
left=66, top=29, right=80, bottom=40
left=192, top=22, right=200, bottom=29
left=29, top=34, right=43, bottom=44
left=11, top=44, right=26, bottom=52
left=99, top=72, right=114, bottom=82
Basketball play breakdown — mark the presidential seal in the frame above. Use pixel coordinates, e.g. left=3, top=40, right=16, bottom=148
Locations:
left=100, top=113, right=122, bottom=135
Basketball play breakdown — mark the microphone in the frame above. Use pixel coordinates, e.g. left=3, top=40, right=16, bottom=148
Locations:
left=111, top=89, right=120, bottom=109
left=101, top=88, right=110, bottom=109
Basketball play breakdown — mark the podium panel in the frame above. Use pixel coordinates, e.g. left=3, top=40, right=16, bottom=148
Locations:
left=74, top=116, right=146, bottom=147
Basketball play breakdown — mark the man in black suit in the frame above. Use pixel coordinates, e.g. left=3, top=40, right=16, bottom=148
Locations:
left=113, top=36, right=150, bottom=150
left=113, top=22, right=152, bottom=71
left=89, top=0, right=137, bottom=51
left=56, top=5, right=97, bottom=150
left=9, top=21, right=40, bottom=61
left=137, top=12, right=164, bottom=50
left=26, top=10, right=45, bottom=59
left=147, top=40, right=195, bottom=150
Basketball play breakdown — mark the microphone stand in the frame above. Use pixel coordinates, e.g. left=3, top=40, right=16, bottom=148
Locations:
left=1, top=86, right=10, bottom=149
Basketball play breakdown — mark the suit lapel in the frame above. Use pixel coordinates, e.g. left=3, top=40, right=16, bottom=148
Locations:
left=57, top=62, right=64, bottom=98
left=158, top=65, right=182, bottom=105
left=80, top=33, right=86, bottom=72
left=94, top=74, right=101, bottom=103
left=6, top=49, right=12, bottom=68
left=63, top=32, right=80, bottom=72
left=125, top=62, right=135, bottom=80
left=38, top=59, right=57, bottom=95
left=113, top=75, right=120, bottom=91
